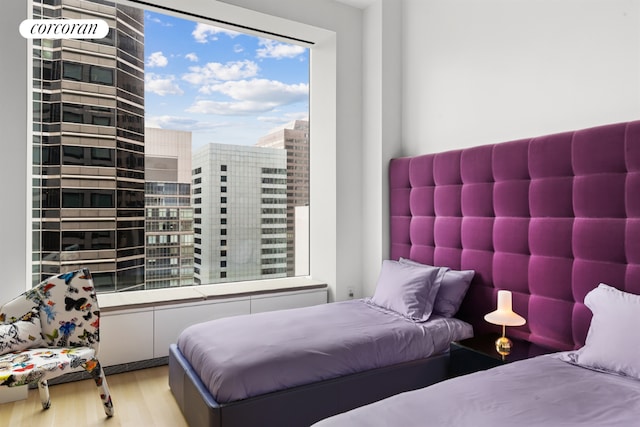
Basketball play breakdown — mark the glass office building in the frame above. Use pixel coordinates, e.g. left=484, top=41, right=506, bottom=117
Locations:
left=32, top=0, right=145, bottom=291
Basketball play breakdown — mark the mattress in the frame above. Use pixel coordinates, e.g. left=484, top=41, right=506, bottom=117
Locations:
left=312, top=353, right=640, bottom=426
left=176, top=299, right=472, bottom=403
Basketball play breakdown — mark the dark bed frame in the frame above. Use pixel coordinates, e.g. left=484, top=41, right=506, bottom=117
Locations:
left=169, top=120, right=640, bottom=427
left=169, top=344, right=449, bottom=427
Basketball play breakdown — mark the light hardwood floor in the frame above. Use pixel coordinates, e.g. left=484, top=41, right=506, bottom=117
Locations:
left=0, top=366, right=188, bottom=427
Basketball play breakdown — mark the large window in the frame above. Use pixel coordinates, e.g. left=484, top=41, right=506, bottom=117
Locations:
left=31, top=0, right=310, bottom=292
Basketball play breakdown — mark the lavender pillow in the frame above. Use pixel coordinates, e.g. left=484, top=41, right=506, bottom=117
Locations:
left=561, top=284, right=640, bottom=380
left=399, top=258, right=475, bottom=317
left=368, top=260, right=443, bottom=322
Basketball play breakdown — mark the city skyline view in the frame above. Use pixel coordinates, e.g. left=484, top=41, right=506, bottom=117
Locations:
left=30, top=0, right=310, bottom=292
left=143, top=10, right=310, bottom=148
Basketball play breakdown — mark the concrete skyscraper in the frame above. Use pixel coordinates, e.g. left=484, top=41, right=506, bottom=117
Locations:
left=256, top=120, right=310, bottom=276
left=191, top=144, right=287, bottom=285
left=144, top=128, right=195, bottom=290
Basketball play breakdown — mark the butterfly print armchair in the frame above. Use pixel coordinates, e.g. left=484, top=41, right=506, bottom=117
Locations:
left=0, top=269, right=113, bottom=416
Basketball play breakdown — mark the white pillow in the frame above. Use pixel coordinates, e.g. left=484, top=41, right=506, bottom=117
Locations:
left=0, top=308, right=43, bottom=356
left=567, top=284, right=640, bottom=379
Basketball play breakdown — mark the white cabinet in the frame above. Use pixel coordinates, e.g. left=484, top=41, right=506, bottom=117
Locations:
left=100, top=308, right=154, bottom=366
left=153, top=298, right=250, bottom=358
left=0, top=386, right=27, bottom=404
left=251, top=289, right=328, bottom=313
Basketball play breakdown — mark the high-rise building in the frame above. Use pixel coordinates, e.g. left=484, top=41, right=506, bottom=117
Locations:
left=31, top=0, right=145, bottom=291
left=144, top=128, right=194, bottom=289
left=256, top=120, right=310, bottom=276
left=191, top=144, right=288, bottom=284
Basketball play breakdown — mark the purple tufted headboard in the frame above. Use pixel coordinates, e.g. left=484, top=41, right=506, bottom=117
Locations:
left=389, top=121, right=640, bottom=351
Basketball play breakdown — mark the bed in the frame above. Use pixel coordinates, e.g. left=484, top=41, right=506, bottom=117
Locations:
left=169, top=262, right=475, bottom=427
left=313, top=351, right=640, bottom=426
left=313, top=119, right=640, bottom=425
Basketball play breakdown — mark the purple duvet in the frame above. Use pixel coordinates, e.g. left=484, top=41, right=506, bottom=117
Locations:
left=176, top=299, right=472, bottom=403
left=313, top=353, right=640, bottom=426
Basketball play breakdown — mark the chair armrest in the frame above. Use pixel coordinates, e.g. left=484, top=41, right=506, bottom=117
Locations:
left=0, top=294, right=37, bottom=323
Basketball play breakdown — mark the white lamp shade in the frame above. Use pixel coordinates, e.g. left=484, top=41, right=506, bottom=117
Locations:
left=484, top=290, right=526, bottom=327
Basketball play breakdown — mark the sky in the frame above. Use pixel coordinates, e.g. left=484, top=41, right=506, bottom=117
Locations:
left=142, top=10, right=309, bottom=149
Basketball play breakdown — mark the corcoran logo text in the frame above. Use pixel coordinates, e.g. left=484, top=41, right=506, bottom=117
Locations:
left=19, top=19, right=109, bottom=39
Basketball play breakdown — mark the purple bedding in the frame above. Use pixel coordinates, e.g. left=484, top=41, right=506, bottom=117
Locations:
left=313, top=353, right=640, bottom=426
left=176, top=299, right=472, bottom=403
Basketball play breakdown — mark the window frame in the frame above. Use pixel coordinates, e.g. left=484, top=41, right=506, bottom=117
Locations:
left=4, top=0, right=338, bottom=303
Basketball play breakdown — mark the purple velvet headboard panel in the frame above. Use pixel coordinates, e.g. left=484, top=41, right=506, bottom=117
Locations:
left=389, top=121, right=640, bottom=351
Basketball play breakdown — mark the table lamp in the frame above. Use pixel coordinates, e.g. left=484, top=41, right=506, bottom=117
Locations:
left=484, top=290, right=526, bottom=356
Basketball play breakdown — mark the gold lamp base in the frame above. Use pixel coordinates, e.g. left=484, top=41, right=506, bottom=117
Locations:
left=495, top=335, right=513, bottom=357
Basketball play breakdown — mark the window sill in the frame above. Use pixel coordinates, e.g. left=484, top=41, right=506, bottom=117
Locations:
left=97, top=277, right=327, bottom=312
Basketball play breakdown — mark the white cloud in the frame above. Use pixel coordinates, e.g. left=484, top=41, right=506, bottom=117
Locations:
left=147, top=51, right=168, bottom=68
left=185, top=53, right=199, bottom=62
left=208, top=79, right=308, bottom=104
left=192, top=23, right=241, bottom=43
left=182, top=60, right=259, bottom=86
left=233, top=44, right=244, bottom=53
left=145, top=14, right=173, bottom=27
left=256, top=39, right=306, bottom=59
left=187, top=100, right=279, bottom=116
left=145, top=115, right=229, bottom=132
left=145, top=73, right=184, bottom=96
left=186, top=79, right=308, bottom=116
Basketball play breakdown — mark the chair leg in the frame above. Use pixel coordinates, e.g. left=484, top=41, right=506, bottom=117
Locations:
left=38, top=380, right=51, bottom=410
left=86, top=360, right=114, bottom=417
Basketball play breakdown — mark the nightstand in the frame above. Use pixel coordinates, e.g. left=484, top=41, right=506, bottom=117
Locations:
left=449, top=333, right=554, bottom=377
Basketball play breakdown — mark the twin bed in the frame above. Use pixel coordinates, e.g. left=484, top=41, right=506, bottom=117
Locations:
left=314, top=349, right=640, bottom=426
left=169, top=261, right=475, bottom=427
left=170, top=120, right=640, bottom=426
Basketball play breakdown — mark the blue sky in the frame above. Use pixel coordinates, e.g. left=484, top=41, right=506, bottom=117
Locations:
left=143, top=11, right=309, bottom=148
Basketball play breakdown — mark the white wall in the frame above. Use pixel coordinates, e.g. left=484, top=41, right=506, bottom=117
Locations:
left=0, top=0, right=29, bottom=305
left=360, top=0, right=403, bottom=297
left=401, top=0, right=640, bottom=155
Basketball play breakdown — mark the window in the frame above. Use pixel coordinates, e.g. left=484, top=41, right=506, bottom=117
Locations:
left=30, top=0, right=310, bottom=292
left=62, top=189, right=115, bottom=208
left=61, top=103, right=115, bottom=126
left=62, top=146, right=115, bottom=167
left=90, top=65, right=114, bottom=85
left=62, top=62, right=82, bottom=81
left=62, top=61, right=114, bottom=86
